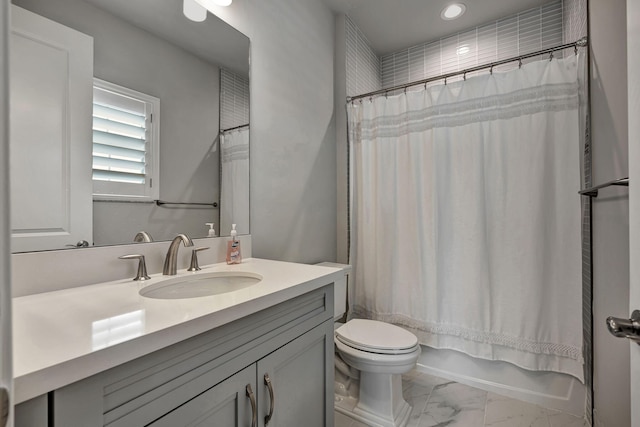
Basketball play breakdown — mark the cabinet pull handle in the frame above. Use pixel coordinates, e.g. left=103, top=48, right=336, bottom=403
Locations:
left=246, top=384, right=257, bottom=427
left=264, top=373, right=275, bottom=425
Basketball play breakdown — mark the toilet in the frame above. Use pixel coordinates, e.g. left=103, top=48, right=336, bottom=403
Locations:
left=316, top=263, right=422, bottom=427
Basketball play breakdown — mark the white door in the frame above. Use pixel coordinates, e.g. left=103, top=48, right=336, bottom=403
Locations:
left=1, top=2, right=12, bottom=427
left=627, top=1, right=640, bottom=426
left=9, top=5, right=93, bottom=252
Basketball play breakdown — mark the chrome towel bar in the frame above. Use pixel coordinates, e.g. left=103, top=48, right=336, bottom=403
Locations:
left=579, top=177, right=629, bottom=197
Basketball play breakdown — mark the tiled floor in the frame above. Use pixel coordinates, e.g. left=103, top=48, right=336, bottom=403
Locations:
left=335, top=369, right=588, bottom=427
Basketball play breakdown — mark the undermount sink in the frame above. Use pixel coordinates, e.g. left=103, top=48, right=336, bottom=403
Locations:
left=139, top=271, right=263, bottom=299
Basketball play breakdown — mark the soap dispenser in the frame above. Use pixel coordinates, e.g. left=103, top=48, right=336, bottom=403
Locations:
left=226, top=223, right=242, bottom=264
left=206, top=223, right=216, bottom=237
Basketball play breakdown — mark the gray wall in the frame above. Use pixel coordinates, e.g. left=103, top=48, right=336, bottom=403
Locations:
left=14, top=0, right=221, bottom=244
left=212, top=0, right=337, bottom=263
left=589, top=0, right=631, bottom=426
left=0, top=1, right=13, bottom=425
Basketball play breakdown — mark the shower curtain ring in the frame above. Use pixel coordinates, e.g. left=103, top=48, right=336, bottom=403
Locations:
left=518, top=58, right=523, bottom=68
left=490, top=65, right=494, bottom=75
left=574, top=45, right=578, bottom=55
left=463, top=72, right=467, bottom=81
left=444, top=77, right=447, bottom=85
left=549, top=51, right=554, bottom=61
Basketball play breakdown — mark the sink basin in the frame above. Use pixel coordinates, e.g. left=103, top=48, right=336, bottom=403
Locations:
left=139, top=271, right=263, bottom=299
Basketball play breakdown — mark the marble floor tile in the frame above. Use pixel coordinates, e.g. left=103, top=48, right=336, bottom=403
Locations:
left=484, top=392, right=550, bottom=427
left=547, top=411, right=588, bottom=427
left=403, top=383, right=431, bottom=427
left=418, top=381, right=488, bottom=427
left=334, top=369, right=587, bottom=427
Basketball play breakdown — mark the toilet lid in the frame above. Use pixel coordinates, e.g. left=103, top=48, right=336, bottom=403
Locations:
left=335, top=319, right=419, bottom=355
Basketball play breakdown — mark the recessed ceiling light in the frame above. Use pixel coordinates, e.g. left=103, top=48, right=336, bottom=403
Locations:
left=441, top=3, right=466, bottom=20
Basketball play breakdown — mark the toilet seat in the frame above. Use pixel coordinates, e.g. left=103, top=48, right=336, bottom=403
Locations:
left=335, top=319, right=419, bottom=355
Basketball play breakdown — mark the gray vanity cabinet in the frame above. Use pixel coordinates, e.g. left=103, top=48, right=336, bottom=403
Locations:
left=151, top=323, right=332, bottom=427
left=257, top=324, right=331, bottom=427
left=15, top=284, right=335, bottom=427
left=148, top=364, right=255, bottom=426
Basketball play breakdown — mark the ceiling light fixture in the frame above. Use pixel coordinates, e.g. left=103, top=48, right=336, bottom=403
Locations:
left=183, top=0, right=207, bottom=22
left=184, top=0, right=233, bottom=21
left=196, top=0, right=233, bottom=8
left=441, top=3, right=466, bottom=20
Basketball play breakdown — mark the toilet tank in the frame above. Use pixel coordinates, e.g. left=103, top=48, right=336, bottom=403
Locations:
left=316, top=262, right=351, bottom=320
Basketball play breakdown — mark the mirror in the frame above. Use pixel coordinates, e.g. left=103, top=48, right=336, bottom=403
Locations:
left=9, top=0, right=250, bottom=253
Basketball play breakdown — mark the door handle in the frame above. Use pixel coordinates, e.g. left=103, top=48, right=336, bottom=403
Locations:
left=246, top=384, right=257, bottom=427
left=66, top=240, right=89, bottom=248
left=607, top=310, right=640, bottom=345
left=264, top=373, right=275, bottom=425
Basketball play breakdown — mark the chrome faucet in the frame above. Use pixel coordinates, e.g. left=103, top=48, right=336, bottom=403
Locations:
left=134, top=231, right=154, bottom=243
left=163, top=234, right=194, bottom=275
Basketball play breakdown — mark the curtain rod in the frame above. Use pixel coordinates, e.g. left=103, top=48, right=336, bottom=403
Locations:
left=220, top=123, right=249, bottom=133
left=347, top=37, right=588, bottom=102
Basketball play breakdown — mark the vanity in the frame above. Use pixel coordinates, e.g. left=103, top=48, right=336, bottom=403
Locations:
left=7, top=1, right=341, bottom=425
left=13, top=258, right=341, bottom=426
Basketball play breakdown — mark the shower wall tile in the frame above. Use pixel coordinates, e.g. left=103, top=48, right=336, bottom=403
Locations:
left=380, top=0, right=565, bottom=88
left=563, top=0, right=587, bottom=43
left=220, top=69, right=249, bottom=130
left=345, top=16, right=381, bottom=97
left=560, top=0, right=590, bottom=424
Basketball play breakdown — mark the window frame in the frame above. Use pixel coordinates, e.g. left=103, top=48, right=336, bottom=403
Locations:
left=92, top=78, right=160, bottom=202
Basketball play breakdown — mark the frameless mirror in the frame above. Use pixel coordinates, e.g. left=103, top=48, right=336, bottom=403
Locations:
left=10, top=0, right=250, bottom=253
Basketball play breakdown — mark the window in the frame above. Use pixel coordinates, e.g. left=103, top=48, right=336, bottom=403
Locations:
left=92, top=79, right=159, bottom=201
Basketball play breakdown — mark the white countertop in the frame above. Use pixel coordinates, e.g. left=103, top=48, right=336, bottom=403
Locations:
left=13, top=258, right=344, bottom=404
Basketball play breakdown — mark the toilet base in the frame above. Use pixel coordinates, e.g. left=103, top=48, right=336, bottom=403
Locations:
left=335, top=396, right=412, bottom=427
left=335, top=371, right=412, bottom=427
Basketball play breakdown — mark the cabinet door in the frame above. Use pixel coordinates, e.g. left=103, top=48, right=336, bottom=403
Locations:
left=257, top=321, right=334, bottom=427
left=15, top=395, right=48, bottom=427
left=149, top=365, right=256, bottom=427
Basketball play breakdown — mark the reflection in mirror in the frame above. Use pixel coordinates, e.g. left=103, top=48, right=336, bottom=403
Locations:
left=219, top=70, right=249, bottom=236
left=9, top=0, right=250, bottom=253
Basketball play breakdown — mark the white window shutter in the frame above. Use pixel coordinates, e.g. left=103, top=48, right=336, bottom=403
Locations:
left=92, top=79, right=160, bottom=201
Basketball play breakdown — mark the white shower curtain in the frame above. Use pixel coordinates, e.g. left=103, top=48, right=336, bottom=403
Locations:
left=348, top=55, right=584, bottom=380
left=220, top=127, right=249, bottom=235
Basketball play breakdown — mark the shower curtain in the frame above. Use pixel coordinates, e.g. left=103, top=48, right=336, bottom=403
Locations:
left=220, top=127, right=249, bottom=235
left=348, top=55, right=585, bottom=380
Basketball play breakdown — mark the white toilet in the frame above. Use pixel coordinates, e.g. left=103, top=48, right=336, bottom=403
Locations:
left=317, top=263, right=422, bottom=427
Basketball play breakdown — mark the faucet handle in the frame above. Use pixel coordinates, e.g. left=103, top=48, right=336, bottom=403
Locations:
left=188, top=247, right=210, bottom=272
left=119, top=254, right=151, bottom=281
